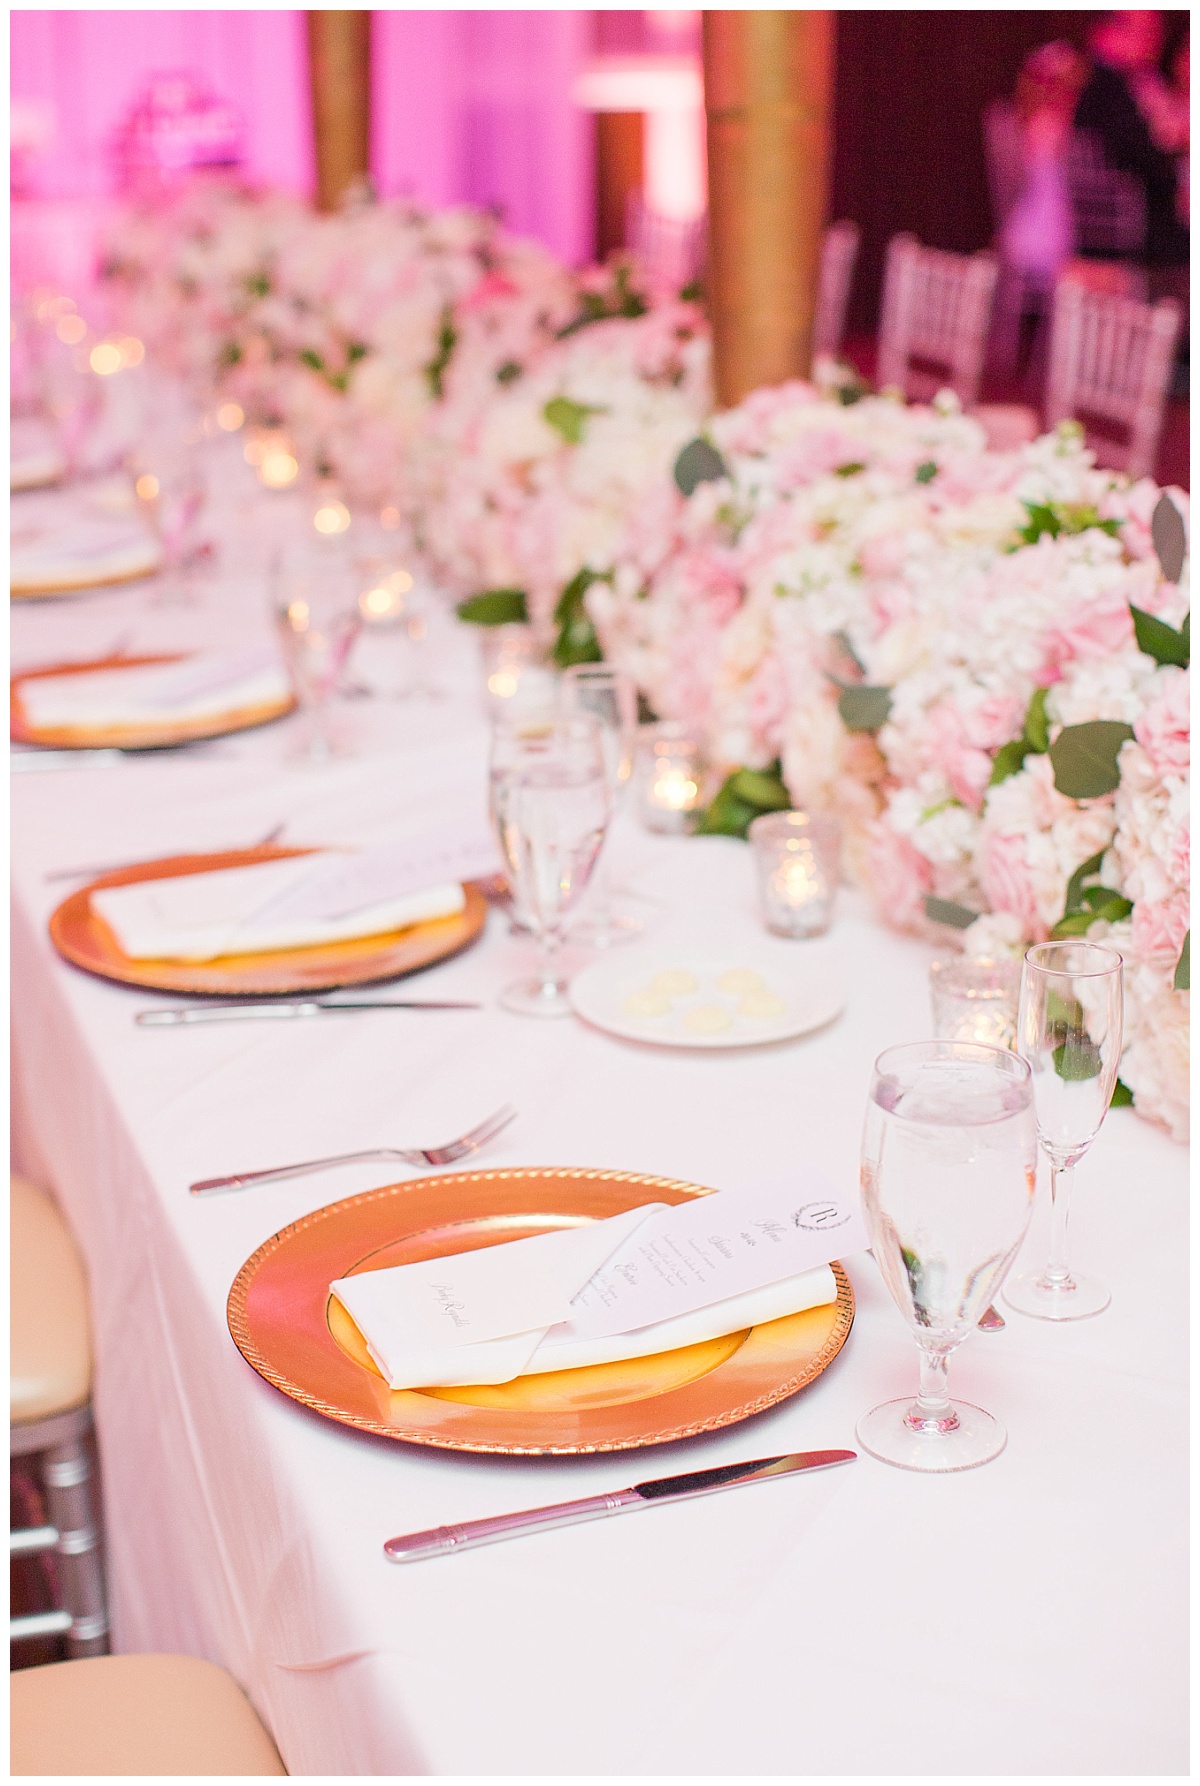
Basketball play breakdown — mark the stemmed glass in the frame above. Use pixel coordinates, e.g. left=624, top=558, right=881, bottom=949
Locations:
left=561, top=665, right=639, bottom=946
left=272, top=544, right=363, bottom=764
left=1003, top=941, right=1123, bottom=1321
left=490, top=715, right=612, bottom=1016
left=857, top=1041, right=1038, bottom=1471
left=132, top=404, right=210, bottom=605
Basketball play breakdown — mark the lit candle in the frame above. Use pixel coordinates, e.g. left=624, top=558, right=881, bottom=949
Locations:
left=750, top=810, right=839, bottom=937
left=639, top=725, right=702, bottom=833
left=929, top=958, right=1021, bottom=1050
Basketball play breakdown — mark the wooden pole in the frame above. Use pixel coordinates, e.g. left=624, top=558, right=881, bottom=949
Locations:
left=703, top=11, right=834, bottom=407
left=307, top=11, right=371, bottom=212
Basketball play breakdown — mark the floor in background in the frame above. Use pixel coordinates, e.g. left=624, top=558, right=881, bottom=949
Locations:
left=843, top=336, right=1190, bottom=491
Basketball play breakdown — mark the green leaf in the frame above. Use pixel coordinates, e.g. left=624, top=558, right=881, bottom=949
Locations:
left=551, top=567, right=606, bottom=668
left=543, top=395, right=607, bottom=446
left=424, top=307, right=457, bottom=399
left=299, top=348, right=325, bottom=373
left=837, top=685, right=892, bottom=733
left=728, top=767, right=790, bottom=811
left=674, top=437, right=729, bottom=497
left=1174, top=930, right=1189, bottom=991
left=923, top=896, right=979, bottom=930
left=1048, top=721, right=1135, bottom=799
left=1080, top=887, right=1132, bottom=920
left=218, top=340, right=242, bottom=367
left=1015, top=500, right=1122, bottom=547
left=346, top=340, right=368, bottom=365
left=989, top=738, right=1031, bottom=786
left=831, top=629, right=865, bottom=675
left=1109, top=1077, right=1134, bottom=1107
left=245, top=271, right=271, bottom=299
left=915, top=460, right=938, bottom=484
left=679, top=278, right=704, bottom=304
left=1017, top=501, right=1061, bottom=544
left=1129, top=603, right=1190, bottom=668
left=1062, top=850, right=1106, bottom=915
left=1053, top=1037, right=1102, bottom=1081
left=835, top=461, right=866, bottom=478
left=1151, top=492, right=1187, bottom=583
left=455, top=588, right=528, bottom=627
left=1049, top=910, right=1100, bottom=938
left=1024, top=685, right=1050, bottom=754
left=495, top=359, right=522, bottom=385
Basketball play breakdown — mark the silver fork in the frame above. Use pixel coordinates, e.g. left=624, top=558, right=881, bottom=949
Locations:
left=188, top=1103, right=517, bottom=1197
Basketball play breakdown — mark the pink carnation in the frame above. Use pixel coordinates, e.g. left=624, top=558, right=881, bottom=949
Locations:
left=867, top=823, right=933, bottom=933
left=979, top=832, right=1045, bottom=940
left=1131, top=891, right=1190, bottom=963
left=1134, top=668, right=1190, bottom=777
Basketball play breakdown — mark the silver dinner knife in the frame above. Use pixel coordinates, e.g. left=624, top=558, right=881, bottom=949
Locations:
left=383, top=1449, right=856, bottom=1563
left=136, top=999, right=481, bottom=1025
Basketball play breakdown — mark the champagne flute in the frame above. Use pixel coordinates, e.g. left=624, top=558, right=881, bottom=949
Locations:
left=561, top=664, right=639, bottom=946
left=1003, top=941, right=1123, bottom=1321
left=272, top=543, right=363, bottom=764
left=491, top=715, right=611, bottom=1016
left=858, top=1041, right=1038, bottom=1471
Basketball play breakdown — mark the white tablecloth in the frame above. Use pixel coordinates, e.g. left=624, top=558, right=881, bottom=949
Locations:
left=10, top=514, right=1188, bottom=1776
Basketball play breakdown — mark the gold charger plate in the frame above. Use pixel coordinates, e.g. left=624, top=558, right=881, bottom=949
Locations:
left=11, top=653, right=295, bottom=750
left=227, top=1167, right=855, bottom=1455
left=48, top=845, right=489, bottom=996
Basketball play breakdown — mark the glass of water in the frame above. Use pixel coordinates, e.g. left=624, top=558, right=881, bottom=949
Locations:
left=561, top=664, right=639, bottom=945
left=491, top=714, right=611, bottom=1016
left=1003, top=941, right=1123, bottom=1322
left=858, top=1040, right=1038, bottom=1471
left=272, top=543, right=362, bottom=763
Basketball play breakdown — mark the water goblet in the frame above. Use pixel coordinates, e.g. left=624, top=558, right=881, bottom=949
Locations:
left=561, top=664, right=640, bottom=945
left=490, top=715, right=612, bottom=1016
left=272, top=545, right=363, bottom=764
left=1003, top=941, right=1123, bottom=1321
left=857, top=1041, right=1038, bottom=1471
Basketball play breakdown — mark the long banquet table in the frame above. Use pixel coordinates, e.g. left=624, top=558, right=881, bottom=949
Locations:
left=10, top=526, right=1188, bottom=1776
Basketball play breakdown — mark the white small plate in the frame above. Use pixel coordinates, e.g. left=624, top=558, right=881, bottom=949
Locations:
left=569, top=946, right=845, bottom=1049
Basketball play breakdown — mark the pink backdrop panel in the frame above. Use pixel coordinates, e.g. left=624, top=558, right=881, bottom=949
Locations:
left=12, top=9, right=596, bottom=264
left=10, top=9, right=316, bottom=198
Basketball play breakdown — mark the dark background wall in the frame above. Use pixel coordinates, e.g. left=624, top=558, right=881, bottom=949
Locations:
left=832, top=8, right=1189, bottom=333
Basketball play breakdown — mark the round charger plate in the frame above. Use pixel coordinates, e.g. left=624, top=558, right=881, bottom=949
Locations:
left=11, top=653, right=295, bottom=751
left=226, top=1166, right=855, bottom=1455
left=570, top=946, right=845, bottom=1050
left=48, top=846, right=488, bottom=996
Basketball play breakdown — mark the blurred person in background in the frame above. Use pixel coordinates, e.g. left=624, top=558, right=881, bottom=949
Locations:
left=1000, top=41, right=1089, bottom=291
left=1075, top=9, right=1189, bottom=286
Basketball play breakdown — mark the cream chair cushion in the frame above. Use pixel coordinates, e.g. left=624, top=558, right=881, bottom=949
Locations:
left=11, top=1174, right=91, bottom=1424
left=11, top=1653, right=287, bottom=1776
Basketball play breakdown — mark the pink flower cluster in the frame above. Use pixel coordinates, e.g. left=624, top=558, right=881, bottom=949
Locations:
left=597, top=384, right=1190, bottom=1141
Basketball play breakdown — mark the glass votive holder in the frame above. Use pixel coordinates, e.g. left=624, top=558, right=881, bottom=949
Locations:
left=481, top=625, right=558, bottom=717
left=637, top=722, right=702, bottom=834
left=749, top=810, right=839, bottom=938
left=929, top=955, right=1022, bottom=1050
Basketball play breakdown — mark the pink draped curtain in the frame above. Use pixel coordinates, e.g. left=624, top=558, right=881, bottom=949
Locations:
left=11, top=9, right=595, bottom=266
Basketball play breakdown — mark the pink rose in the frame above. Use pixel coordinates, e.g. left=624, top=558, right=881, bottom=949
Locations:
left=1168, top=817, right=1189, bottom=890
left=867, top=823, right=933, bottom=934
left=1131, top=892, right=1190, bottom=962
left=979, top=832, right=1045, bottom=940
left=1042, top=591, right=1136, bottom=665
left=1134, top=668, right=1190, bottom=777
left=929, top=704, right=994, bottom=811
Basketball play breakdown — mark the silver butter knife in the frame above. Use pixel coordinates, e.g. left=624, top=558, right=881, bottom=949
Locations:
left=384, top=1448, right=856, bottom=1563
left=137, top=999, right=481, bottom=1025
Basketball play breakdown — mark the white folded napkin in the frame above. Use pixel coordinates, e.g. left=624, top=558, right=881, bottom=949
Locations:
left=332, top=1173, right=866, bottom=1390
left=11, top=514, right=162, bottom=591
left=18, top=649, right=291, bottom=731
left=11, top=419, right=67, bottom=492
left=90, top=840, right=470, bottom=961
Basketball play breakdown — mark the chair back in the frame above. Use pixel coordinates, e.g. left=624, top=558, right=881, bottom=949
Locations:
left=1045, top=278, right=1182, bottom=478
left=813, top=220, right=860, bottom=359
left=1066, top=130, right=1147, bottom=258
left=877, top=233, right=999, bottom=408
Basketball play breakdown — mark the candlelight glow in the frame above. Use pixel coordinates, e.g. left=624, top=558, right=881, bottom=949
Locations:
left=118, top=336, right=145, bottom=366
left=55, top=314, right=87, bottom=345
left=89, top=341, right=123, bottom=375
left=314, top=500, right=351, bottom=534
left=135, top=473, right=159, bottom=499
left=259, top=449, right=299, bottom=488
left=216, top=401, right=244, bottom=431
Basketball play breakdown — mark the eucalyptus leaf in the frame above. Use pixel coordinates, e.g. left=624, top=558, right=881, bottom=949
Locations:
left=831, top=629, right=865, bottom=675
left=729, top=767, right=791, bottom=811
left=1024, top=685, right=1050, bottom=754
left=1174, top=930, right=1189, bottom=991
left=1050, top=911, right=1100, bottom=938
left=915, top=460, right=938, bottom=485
left=552, top=567, right=606, bottom=667
left=455, top=588, right=528, bottom=627
left=1151, top=492, right=1187, bottom=583
left=989, top=738, right=1030, bottom=786
left=674, top=437, right=729, bottom=497
left=1053, top=1037, right=1102, bottom=1081
left=838, top=684, right=892, bottom=733
left=1062, top=850, right=1106, bottom=914
left=1109, top=1077, right=1134, bottom=1108
left=1048, top=721, right=1135, bottom=799
left=1129, top=603, right=1189, bottom=668
left=694, top=782, right=758, bottom=839
left=923, top=895, right=978, bottom=930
